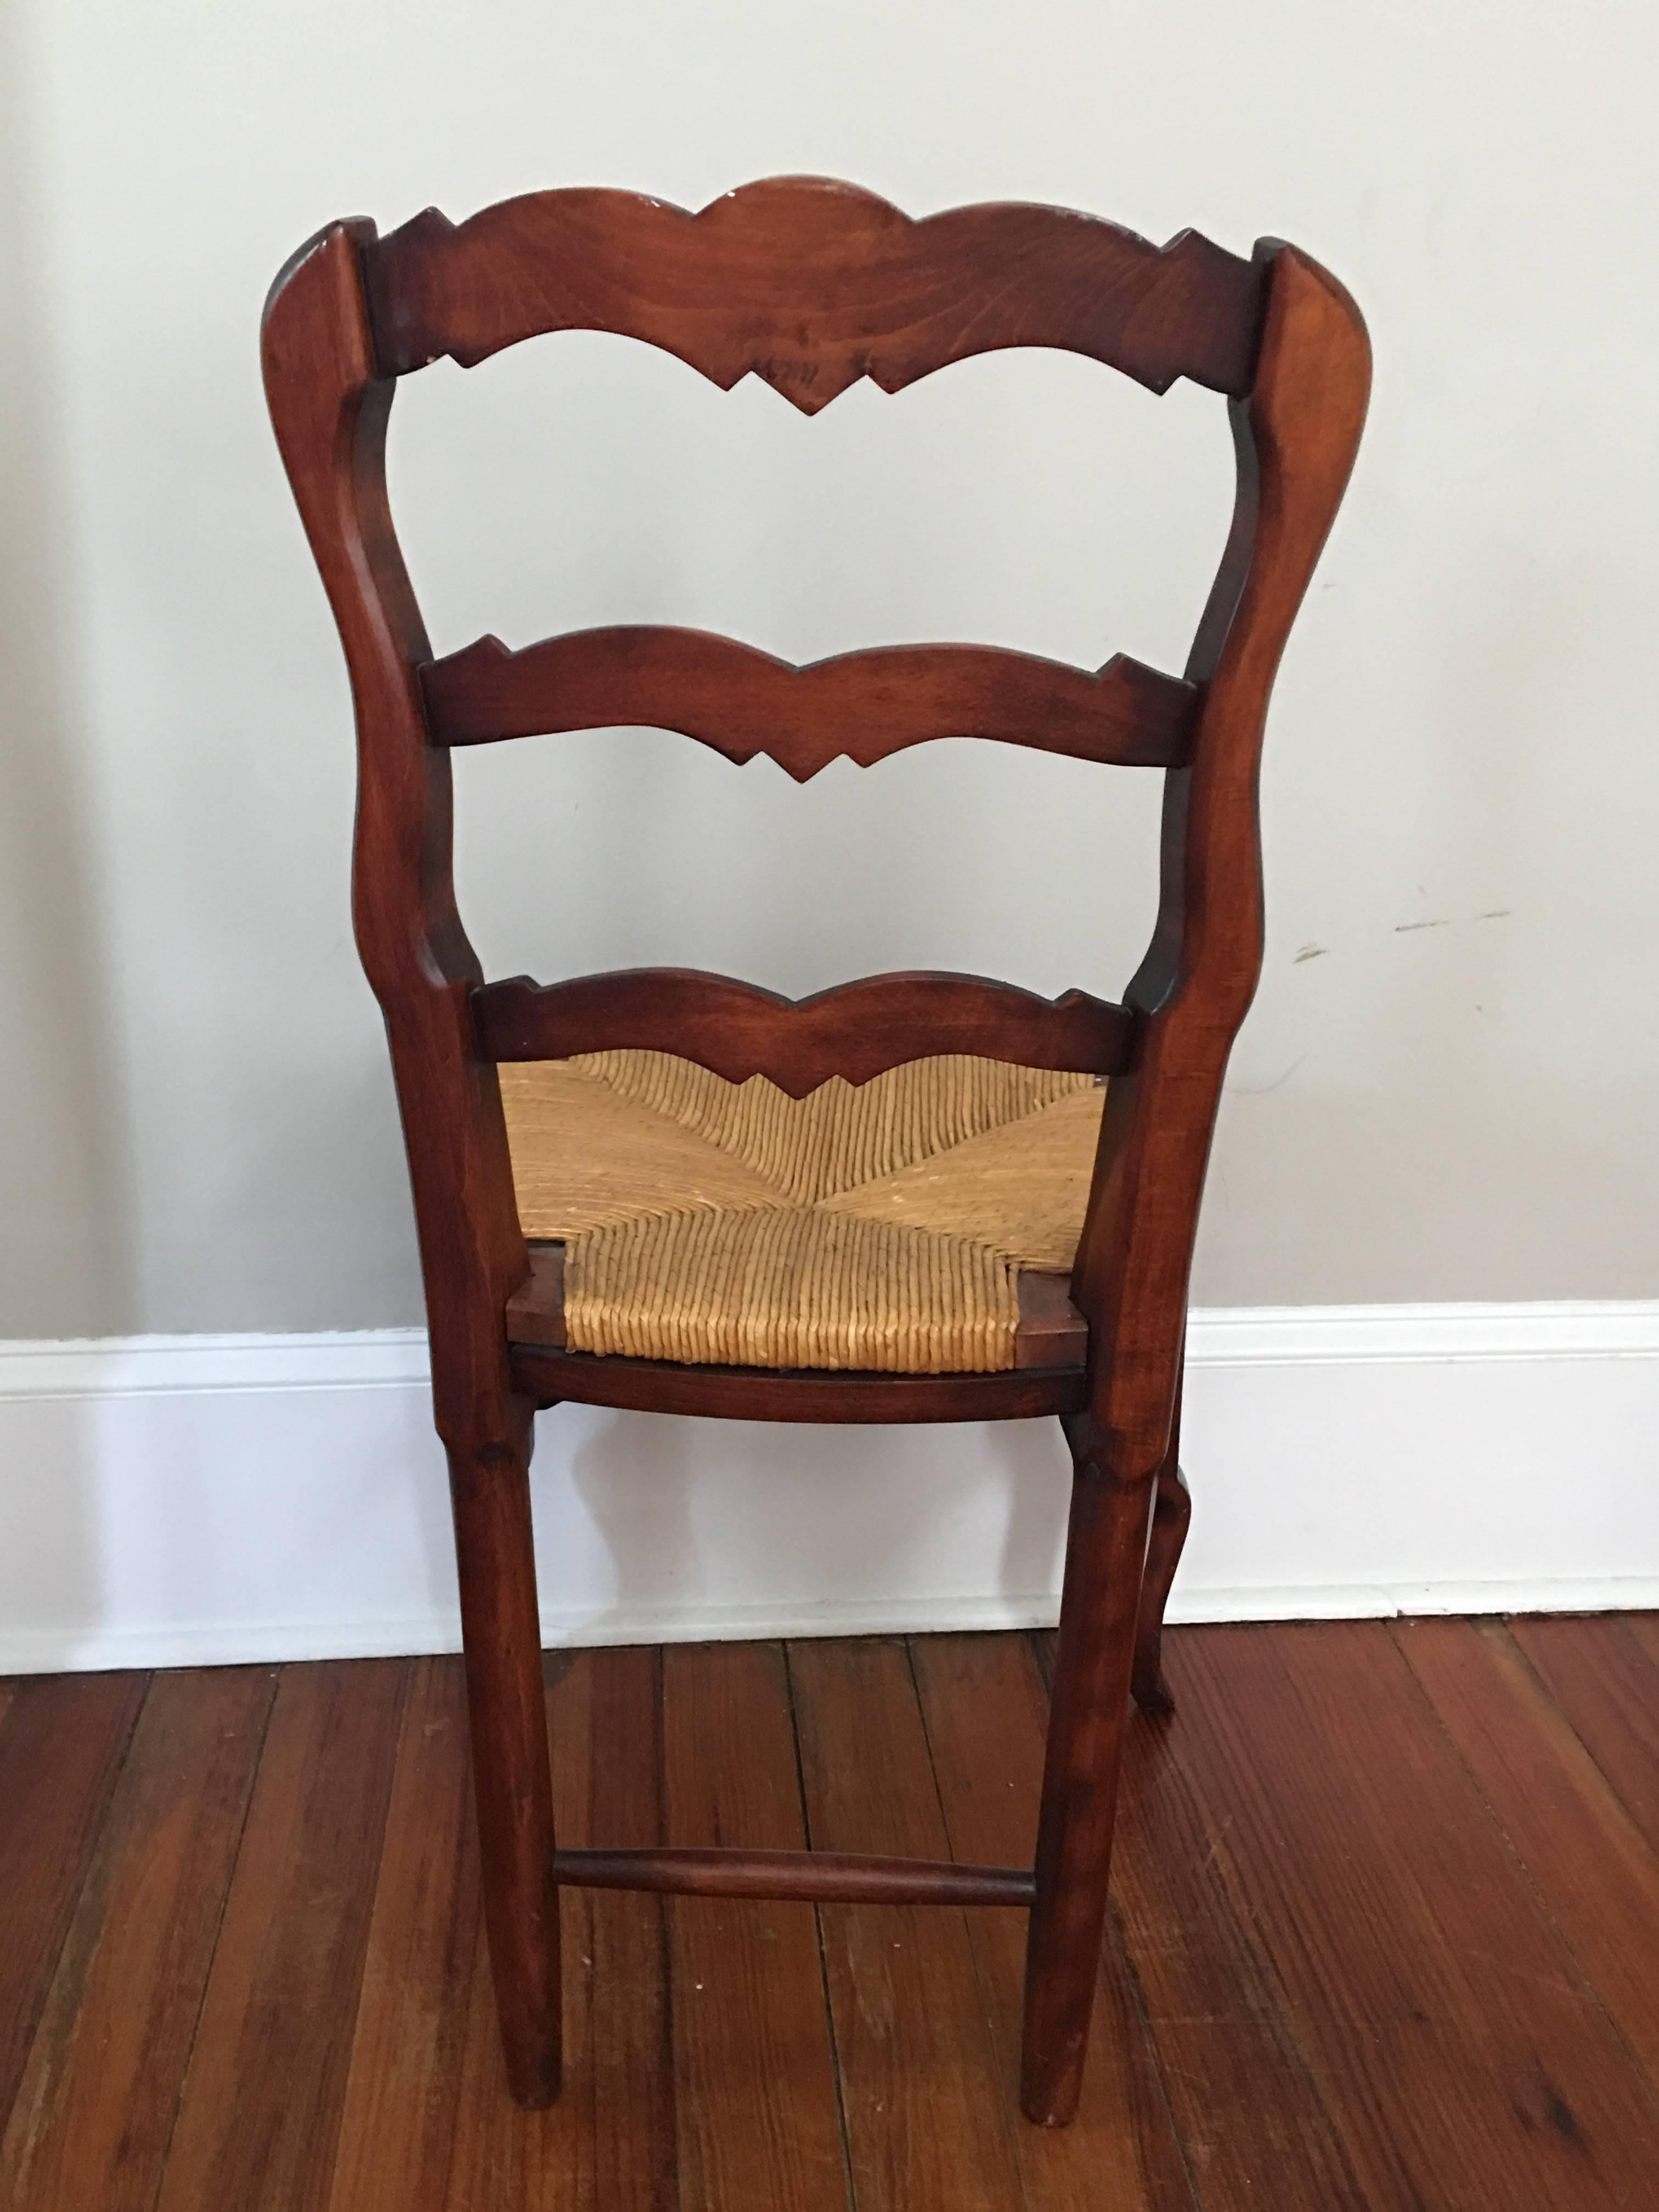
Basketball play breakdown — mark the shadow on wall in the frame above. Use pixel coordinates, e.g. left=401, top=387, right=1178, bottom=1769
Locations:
left=559, top=1404, right=1071, bottom=1640
left=0, top=9, right=133, bottom=1341
left=0, top=14, right=138, bottom=1680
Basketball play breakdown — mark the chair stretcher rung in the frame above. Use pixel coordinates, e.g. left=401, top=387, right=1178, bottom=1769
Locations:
left=551, top=1844, right=1035, bottom=1908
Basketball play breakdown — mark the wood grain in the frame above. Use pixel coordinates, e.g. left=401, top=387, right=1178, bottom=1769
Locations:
left=1509, top=1613, right=1659, bottom=1846
left=0, top=1667, right=275, bottom=2212
left=364, top=179, right=1263, bottom=399
left=551, top=1846, right=1031, bottom=1905
left=9, top=1621, right=1659, bottom=2202
left=438, top=1646, right=678, bottom=2207
left=510, top=1343, right=1086, bottom=1423
left=1398, top=1617, right=1659, bottom=2089
left=1020, top=1436, right=1155, bottom=2122
left=326, top=1656, right=479, bottom=2210
left=422, top=628, right=1194, bottom=776
left=662, top=1642, right=846, bottom=2212
left=473, top=968, right=1134, bottom=1092
left=0, top=1672, right=148, bottom=2124
left=911, top=1633, right=1195, bottom=2211
left=266, top=180, right=1369, bottom=2123
left=156, top=1660, right=409, bottom=2212
left=787, top=1638, right=1028, bottom=2212
left=1166, top=1623, right=1659, bottom=2208
left=1014, top=1272, right=1089, bottom=1370
left=1071, top=244, right=1371, bottom=1482
left=1032, top=1632, right=1370, bottom=2207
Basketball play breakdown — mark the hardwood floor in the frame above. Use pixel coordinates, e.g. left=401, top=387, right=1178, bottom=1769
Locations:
left=2, top=1619, right=1657, bottom=2210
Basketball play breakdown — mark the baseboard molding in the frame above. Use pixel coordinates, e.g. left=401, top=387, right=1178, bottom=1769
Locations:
left=2, top=1302, right=1656, bottom=1674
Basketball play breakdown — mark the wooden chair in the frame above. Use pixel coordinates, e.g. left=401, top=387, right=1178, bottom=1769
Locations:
left=262, top=177, right=1368, bottom=2129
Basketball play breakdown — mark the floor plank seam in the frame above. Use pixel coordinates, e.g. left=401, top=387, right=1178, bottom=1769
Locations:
left=1395, top=1620, right=1659, bottom=2135
left=145, top=1666, right=283, bottom=2212
left=1140, top=1636, right=1390, bottom=2210
left=780, top=1640, right=860, bottom=2212
left=1500, top=1615, right=1659, bottom=1849
left=901, top=1633, right=1041, bottom=2211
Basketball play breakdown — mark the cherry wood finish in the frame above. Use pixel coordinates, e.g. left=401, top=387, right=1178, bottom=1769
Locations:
left=1132, top=1363, right=1190, bottom=1712
left=363, top=179, right=1262, bottom=398
left=1015, top=1270, right=1091, bottom=1369
left=445, top=1410, right=560, bottom=2107
left=475, top=967, right=1134, bottom=1091
left=550, top=1844, right=1033, bottom=1906
left=423, top=627, right=1195, bottom=774
left=1021, top=1425, right=1158, bottom=2123
left=263, top=175, right=1368, bottom=2125
left=509, top=1342, right=1088, bottom=1424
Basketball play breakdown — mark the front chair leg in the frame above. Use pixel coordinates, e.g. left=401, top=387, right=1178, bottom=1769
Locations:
left=1020, top=1418, right=1156, bottom=2127
left=447, top=1396, right=561, bottom=2107
left=1131, top=1453, right=1191, bottom=1715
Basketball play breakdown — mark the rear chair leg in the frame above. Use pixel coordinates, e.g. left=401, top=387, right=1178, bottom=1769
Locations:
left=1020, top=1418, right=1156, bottom=2126
left=1131, top=1454, right=1190, bottom=1714
left=447, top=1396, right=561, bottom=2107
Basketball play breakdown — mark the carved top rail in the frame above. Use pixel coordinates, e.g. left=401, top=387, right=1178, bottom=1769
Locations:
left=363, top=177, right=1265, bottom=404
left=420, top=627, right=1195, bottom=774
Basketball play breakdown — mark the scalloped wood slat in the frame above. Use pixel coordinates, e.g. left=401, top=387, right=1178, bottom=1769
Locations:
left=262, top=175, right=1369, bottom=2132
left=364, top=178, right=1263, bottom=401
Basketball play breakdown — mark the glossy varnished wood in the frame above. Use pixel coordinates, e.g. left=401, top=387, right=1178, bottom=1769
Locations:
left=1034, top=1629, right=1369, bottom=2207
left=550, top=1844, right=1033, bottom=1906
left=662, top=1642, right=845, bottom=2212
left=1022, top=1426, right=1157, bottom=2123
left=787, top=1638, right=1031, bottom=2212
left=264, top=176, right=1369, bottom=2122
left=0, top=1669, right=275, bottom=2212
left=475, top=967, right=1135, bottom=1091
left=154, top=1661, right=408, bottom=2212
left=325, top=1656, right=480, bottom=2210
left=423, top=627, right=1195, bottom=775
left=1396, top=1618, right=1659, bottom=2084
left=364, top=179, right=1264, bottom=398
left=1508, top=1612, right=1659, bottom=1842
left=1164, top=1624, right=1659, bottom=2207
left=0, top=1672, right=148, bottom=2126
left=911, top=1634, right=1198, bottom=2211
left=510, top=1341, right=1088, bottom=1422
left=8, top=1619, right=1659, bottom=2208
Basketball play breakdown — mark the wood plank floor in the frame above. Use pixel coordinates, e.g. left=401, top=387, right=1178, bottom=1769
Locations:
left=3, top=1619, right=1657, bottom=2210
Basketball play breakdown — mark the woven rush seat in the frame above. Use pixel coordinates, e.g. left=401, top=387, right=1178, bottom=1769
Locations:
left=499, top=1051, right=1108, bottom=1373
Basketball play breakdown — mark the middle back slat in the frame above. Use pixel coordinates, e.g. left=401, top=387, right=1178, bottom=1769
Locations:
left=420, top=627, right=1197, bottom=775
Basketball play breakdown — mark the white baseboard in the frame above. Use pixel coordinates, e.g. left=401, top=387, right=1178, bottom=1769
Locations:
left=2, top=1302, right=1656, bottom=1674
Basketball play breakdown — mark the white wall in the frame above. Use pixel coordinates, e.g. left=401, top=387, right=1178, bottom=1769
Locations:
left=4, top=0, right=1656, bottom=1339
left=5, top=1307, right=1656, bottom=1674
left=1, top=3, right=1656, bottom=1661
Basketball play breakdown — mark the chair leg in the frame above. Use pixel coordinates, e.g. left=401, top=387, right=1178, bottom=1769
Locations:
left=1020, top=1419, right=1155, bottom=2128
left=1131, top=1451, right=1190, bottom=1715
left=447, top=1397, right=561, bottom=2108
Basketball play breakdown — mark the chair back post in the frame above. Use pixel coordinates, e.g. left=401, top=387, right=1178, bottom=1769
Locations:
left=261, top=223, right=530, bottom=1450
left=1070, top=241, right=1372, bottom=1476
